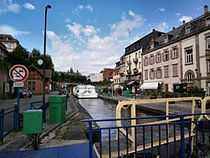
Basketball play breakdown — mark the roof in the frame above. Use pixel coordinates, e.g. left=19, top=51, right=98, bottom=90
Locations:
left=28, top=65, right=52, bottom=79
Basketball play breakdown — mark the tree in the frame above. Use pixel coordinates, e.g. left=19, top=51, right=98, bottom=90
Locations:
left=5, top=46, right=30, bottom=67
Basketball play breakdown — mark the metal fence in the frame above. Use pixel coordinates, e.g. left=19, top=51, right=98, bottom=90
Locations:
left=83, top=113, right=210, bottom=158
left=0, top=104, right=19, bottom=143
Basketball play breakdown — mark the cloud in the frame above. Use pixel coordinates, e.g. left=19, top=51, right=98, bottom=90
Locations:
left=0, top=24, right=30, bottom=36
left=47, top=11, right=144, bottom=75
left=65, top=18, right=71, bottom=23
left=159, top=8, right=165, bottom=12
left=155, top=22, right=169, bottom=32
left=179, top=16, right=192, bottom=23
left=0, top=0, right=20, bottom=14
left=23, top=2, right=35, bottom=10
left=74, top=4, right=93, bottom=14
left=176, top=13, right=181, bottom=16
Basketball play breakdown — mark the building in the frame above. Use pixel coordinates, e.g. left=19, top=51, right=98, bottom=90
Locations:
left=23, top=65, right=52, bottom=94
left=0, top=34, right=20, bottom=52
left=141, top=5, right=210, bottom=93
left=112, top=61, right=121, bottom=89
left=87, top=73, right=103, bottom=82
left=180, top=5, right=210, bottom=94
left=101, top=68, right=113, bottom=81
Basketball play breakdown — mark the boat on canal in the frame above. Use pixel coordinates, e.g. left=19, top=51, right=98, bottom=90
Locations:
left=73, top=85, right=98, bottom=99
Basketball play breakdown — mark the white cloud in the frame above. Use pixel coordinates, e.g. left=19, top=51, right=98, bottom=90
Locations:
left=159, top=8, right=165, bottom=12
left=155, top=22, right=169, bottom=32
left=23, top=2, right=35, bottom=10
left=48, top=11, right=144, bottom=75
left=0, top=0, right=20, bottom=14
left=179, top=16, right=192, bottom=23
left=110, top=10, right=145, bottom=39
left=176, top=13, right=181, bottom=16
left=82, top=25, right=98, bottom=36
left=65, top=18, right=71, bottom=23
left=85, top=5, right=93, bottom=12
left=0, top=24, right=30, bottom=36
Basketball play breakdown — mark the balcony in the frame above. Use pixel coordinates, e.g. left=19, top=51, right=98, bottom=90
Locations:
left=133, top=58, right=138, bottom=63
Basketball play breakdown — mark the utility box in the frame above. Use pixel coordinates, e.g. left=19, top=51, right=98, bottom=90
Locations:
left=23, top=110, right=43, bottom=134
left=48, top=95, right=66, bottom=123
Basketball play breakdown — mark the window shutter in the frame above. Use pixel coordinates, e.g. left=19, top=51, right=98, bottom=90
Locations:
left=162, top=52, right=165, bottom=61
left=155, top=55, right=157, bottom=63
left=176, top=49, right=179, bottom=59
left=170, top=49, right=173, bottom=59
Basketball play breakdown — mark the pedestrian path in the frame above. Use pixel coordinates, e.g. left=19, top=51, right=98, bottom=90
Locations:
left=0, top=143, right=97, bottom=158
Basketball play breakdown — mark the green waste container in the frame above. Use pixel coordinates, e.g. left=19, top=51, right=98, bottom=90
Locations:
left=126, top=90, right=130, bottom=98
left=48, top=95, right=66, bottom=123
left=108, top=91, right=110, bottom=96
left=23, top=110, right=43, bottom=134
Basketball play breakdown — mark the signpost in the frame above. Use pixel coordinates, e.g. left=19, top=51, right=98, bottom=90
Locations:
left=9, top=65, right=29, bottom=130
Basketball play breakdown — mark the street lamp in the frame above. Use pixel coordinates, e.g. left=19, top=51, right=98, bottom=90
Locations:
left=43, top=4, right=51, bottom=104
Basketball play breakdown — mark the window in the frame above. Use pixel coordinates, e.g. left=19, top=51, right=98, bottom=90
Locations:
left=157, top=53, right=161, bottom=63
left=185, top=49, right=193, bottom=64
left=150, top=69, right=155, bottom=79
left=172, top=64, right=178, bottom=77
left=172, top=47, right=177, bottom=59
left=139, top=62, right=141, bottom=69
left=187, top=72, right=194, bottom=82
left=139, top=51, right=141, bottom=58
left=144, top=57, right=148, bottom=66
left=207, top=37, right=210, bottom=49
left=28, top=81, right=36, bottom=91
left=186, top=26, right=191, bottom=34
left=164, top=66, right=169, bottom=78
left=207, top=18, right=210, bottom=26
left=145, top=70, right=148, bottom=80
left=157, top=68, right=162, bottom=79
left=164, top=50, right=169, bottom=61
left=208, top=60, right=210, bottom=72
left=150, top=55, right=154, bottom=65
left=10, top=43, right=14, bottom=48
left=4, top=43, right=8, bottom=48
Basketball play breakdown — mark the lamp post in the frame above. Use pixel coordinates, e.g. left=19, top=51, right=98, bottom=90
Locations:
left=43, top=4, right=51, bottom=104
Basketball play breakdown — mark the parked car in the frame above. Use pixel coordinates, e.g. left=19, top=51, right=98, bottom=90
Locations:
left=19, top=89, right=32, bottom=98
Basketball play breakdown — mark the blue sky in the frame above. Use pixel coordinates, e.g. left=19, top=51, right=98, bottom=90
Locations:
left=0, top=0, right=209, bottom=75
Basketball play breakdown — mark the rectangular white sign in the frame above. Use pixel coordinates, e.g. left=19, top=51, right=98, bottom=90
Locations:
left=13, top=82, right=24, bottom=87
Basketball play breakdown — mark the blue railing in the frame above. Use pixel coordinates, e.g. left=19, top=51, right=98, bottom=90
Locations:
left=30, top=101, right=46, bottom=122
left=82, top=113, right=210, bottom=158
left=0, top=104, right=19, bottom=143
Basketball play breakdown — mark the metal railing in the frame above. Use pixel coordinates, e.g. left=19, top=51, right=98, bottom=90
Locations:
left=30, top=101, right=46, bottom=123
left=0, top=104, right=19, bottom=143
left=83, top=113, right=210, bottom=158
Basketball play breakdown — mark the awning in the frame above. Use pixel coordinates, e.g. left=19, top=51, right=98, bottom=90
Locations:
left=140, top=82, right=162, bottom=90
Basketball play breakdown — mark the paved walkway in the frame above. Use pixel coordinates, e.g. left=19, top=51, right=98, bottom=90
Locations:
left=0, top=143, right=97, bottom=158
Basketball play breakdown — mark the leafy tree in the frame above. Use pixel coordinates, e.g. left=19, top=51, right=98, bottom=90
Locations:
left=5, top=46, right=30, bottom=67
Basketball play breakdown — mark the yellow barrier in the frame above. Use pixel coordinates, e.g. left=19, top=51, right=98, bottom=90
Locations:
left=115, top=97, right=208, bottom=157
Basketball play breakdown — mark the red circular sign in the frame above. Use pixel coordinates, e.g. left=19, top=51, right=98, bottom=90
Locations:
left=9, top=65, right=29, bottom=82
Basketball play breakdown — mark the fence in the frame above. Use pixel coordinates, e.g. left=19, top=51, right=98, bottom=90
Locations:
left=83, top=113, right=210, bottom=158
left=0, top=104, right=19, bottom=143
left=30, top=101, right=46, bottom=122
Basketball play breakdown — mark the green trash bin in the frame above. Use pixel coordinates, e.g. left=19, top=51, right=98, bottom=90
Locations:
left=48, top=95, right=66, bottom=123
left=126, top=90, right=130, bottom=98
left=108, top=91, right=110, bottom=96
left=23, top=110, right=43, bottom=134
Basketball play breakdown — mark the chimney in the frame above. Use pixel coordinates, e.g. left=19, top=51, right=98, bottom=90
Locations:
left=173, top=27, right=176, bottom=30
left=152, top=29, right=155, bottom=32
left=183, top=20, right=185, bottom=24
left=204, top=5, right=208, bottom=14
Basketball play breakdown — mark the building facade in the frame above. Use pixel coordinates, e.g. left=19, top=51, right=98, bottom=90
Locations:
left=101, top=68, right=113, bottom=81
left=0, top=34, right=20, bottom=52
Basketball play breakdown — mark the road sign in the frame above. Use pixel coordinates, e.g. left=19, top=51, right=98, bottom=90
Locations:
left=9, top=65, right=29, bottom=82
left=13, top=82, right=24, bottom=87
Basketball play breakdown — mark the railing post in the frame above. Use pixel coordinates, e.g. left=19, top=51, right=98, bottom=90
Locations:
left=0, top=109, right=4, bottom=143
left=14, top=104, right=19, bottom=130
left=89, top=121, right=93, bottom=158
left=43, top=101, right=46, bottom=123
left=180, top=116, right=185, bottom=158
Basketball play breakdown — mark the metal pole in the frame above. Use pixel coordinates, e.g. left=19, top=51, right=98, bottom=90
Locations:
left=43, top=5, right=51, bottom=105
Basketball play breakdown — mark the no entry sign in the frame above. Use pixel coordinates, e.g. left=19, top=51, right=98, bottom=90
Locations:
left=9, top=65, right=29, bottom=82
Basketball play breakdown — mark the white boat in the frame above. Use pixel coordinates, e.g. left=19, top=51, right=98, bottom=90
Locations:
left=73, top=85, right=98, bottom=99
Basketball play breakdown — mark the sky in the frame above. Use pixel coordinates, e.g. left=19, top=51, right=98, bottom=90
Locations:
left=0, top=0, right=209, bottom=76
